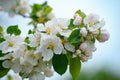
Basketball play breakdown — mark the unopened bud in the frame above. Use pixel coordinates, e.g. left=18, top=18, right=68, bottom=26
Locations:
left=80, top=42, right=87, bottom=51
left=73, top=14, right=82, bottom=25
left=85, top=50, right=92, bottom=57
left=98, top=29, right=110, bottom=42
left=80, top=28, right=88, bottom=37
left=81, top=56, right=87, bottom=62
left=76, top=49, right=81, bottom=56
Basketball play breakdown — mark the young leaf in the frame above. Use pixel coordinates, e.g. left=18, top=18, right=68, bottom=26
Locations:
left=68, top=19, right=75, bottom=30
left=0, top=26, right=3, bottom=33
left=0, top=38, right=5, bottom=43
left=70, top=57, right=81, bottom=80
left=68, top=29, right=82, bottom=44
left=7, top=25, right=21, bottom=35
left=52, top=54, right=68, bottom=75
left=0, top=61, right=9, bottom=78
left=76, top=10, right=86, bottom=19
left=0, top=50, right=4, bottom=57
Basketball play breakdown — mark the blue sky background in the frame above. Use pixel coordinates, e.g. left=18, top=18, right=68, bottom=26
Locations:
left=0, top=0, right=120, bottom=80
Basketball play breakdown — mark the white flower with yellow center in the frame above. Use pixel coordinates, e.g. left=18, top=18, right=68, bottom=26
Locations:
left=16, top=0, right=31, bottom=15
left=35, top=34, right=63, bottom=61
left=0, top=0, right=18, bottom=16
left=20, top=51, right=39, bottom=66
left=84, top=13, right=105, bottom=32
left=37, top=19, right=60, bottom=35
left=37, top=18, right=71, bottom=37
left=0, top=34, right=24, bottom=53
left=28, top=32, right=41, bottom=47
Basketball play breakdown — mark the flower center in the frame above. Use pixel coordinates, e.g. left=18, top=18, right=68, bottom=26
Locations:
left=61, top=38, right=66, bottom=44
left=38, top=17, right=45, bottom=23
left=46, top=27, right=51, bottom=34
left=36, top=38, right=40, bottom=43
left=89, top=21, right=95, bottom=27
left=48, top=43, right=54, bottom=50
left=8, top=41, right=14, bottom=47
left=30, top=54, right=36, bottom=59
left=59, top=25, right=65, bottom=30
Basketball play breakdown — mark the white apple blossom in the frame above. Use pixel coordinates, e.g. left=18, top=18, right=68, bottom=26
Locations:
left=80, top=27, right=88, bottom=37
left=0, top=0, right=18, bottom=16
left=16, top=0, right=31, bottom=15
left=84, top=13, right=105, bottom=32
left=28, top=32, right=41, bottom=47
left=35, top=34, right=63, bottom=61
left=0, top=34, right=25, bottom=53
left=22, top=51, right=39, bottom=66
left=37, top=18, right=72, bottom=38
left=37, top=19, right=60, bottom=35
left=0, top=0, right=30, bottom=16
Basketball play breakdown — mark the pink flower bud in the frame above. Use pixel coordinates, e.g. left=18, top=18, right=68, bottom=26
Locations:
left=80, top=42, right=87, bottom=51
left=81, top=56, right=87, bottom=62
left=98, top=29, right=110, bottom=42
left=80, top=28, right=88, bottom=37
left=73, top=14, right=82, bottom=25
left=76, top=49, right=81, bottom=56
left=85, top=50, right=92, bottom=57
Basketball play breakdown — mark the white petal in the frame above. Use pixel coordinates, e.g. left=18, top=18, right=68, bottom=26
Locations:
left=30, top=72, right=45, bottom=80
left=54, top=44, right=63, bottom=54
left=64, top=43, right=75, bottom=52
left=42, top=49, right=53, bottom=61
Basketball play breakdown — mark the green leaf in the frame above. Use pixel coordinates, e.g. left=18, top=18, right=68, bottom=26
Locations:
left=7, top=25, right=21, bottom=35
left=30, top=4, right=42, bottom=19
left=52, top=54, right=68, bottom=75
left=68, top=29, right=82, bottom=44
left=0, top=50, right=4, bottom=57
left=0, top=26, right=3, bottom=33
left=0, top=61, right=9, bottom=78
left=70, top=57, right=81, bottom=80
left=76, top=10, right=86, bottom=19
left=7, top=75, right=12, bottom=80
left=68, top=19, right=75, bottom=30
left=24, top=37, right=30, bottom=44
left=66, top=51, right=72, bottom=65
left=0, top=38, right=5, bottom=43
left=45, top=5, right=52, bottom=14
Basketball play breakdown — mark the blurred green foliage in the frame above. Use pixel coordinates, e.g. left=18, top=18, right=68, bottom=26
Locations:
left=67, top=69, right=120, bottom=80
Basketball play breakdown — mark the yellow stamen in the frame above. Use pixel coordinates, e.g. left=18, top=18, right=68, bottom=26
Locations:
left=8, top=41, right=14, bottom=47
left=36, top=38, right=40, bottom=43
left=61, top=38, right=66, bottom=44
left=30, top=54, right=36, bottom=59
left=48, top=43, right=54, bottom=50
left=38, top=17, right=45, bottom=23
left=59, top=25, right=65, bottom=30
left=89, top=21, right=95, bottom=26
left=46, top=27, right=51, bottom=34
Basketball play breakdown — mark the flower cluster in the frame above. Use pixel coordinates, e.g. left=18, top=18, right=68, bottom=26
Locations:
left=0, top=0, right=31, bottom=17
left=0, top=1, right=109, bottom=80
